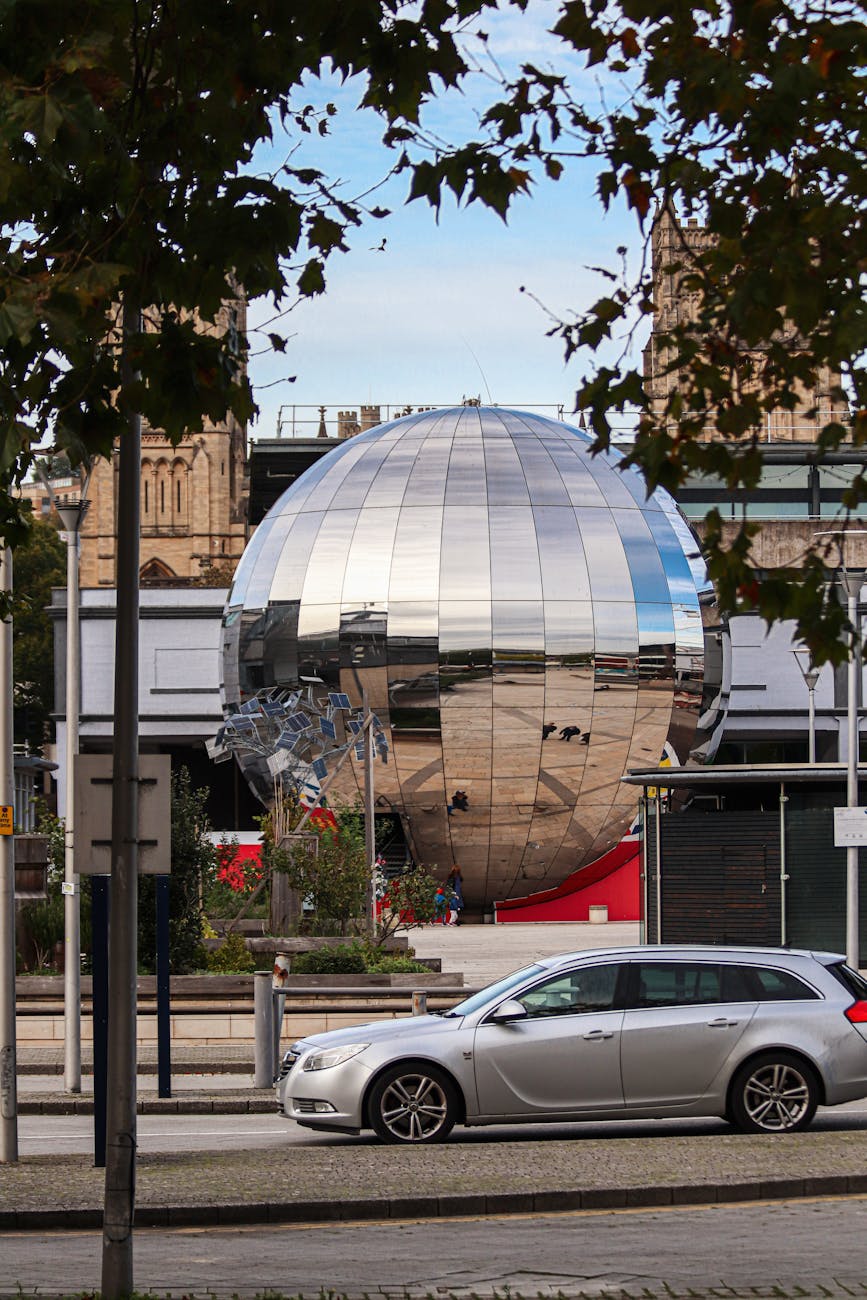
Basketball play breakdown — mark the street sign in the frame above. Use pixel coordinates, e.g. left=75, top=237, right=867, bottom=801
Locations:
left=833, top=807, right=867, bottom=847
left=0, top=805, right=13, bottom=835
left=74, top=754, right=171, bottom=874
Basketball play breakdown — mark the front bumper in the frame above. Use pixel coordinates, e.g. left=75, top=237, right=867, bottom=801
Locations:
left=276, top=1048, right=373, bottom=1130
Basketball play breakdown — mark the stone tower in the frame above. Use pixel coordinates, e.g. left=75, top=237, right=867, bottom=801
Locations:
left=643, top=207, right=847, bottom=442
left=78, top=294, right=250, bottom=588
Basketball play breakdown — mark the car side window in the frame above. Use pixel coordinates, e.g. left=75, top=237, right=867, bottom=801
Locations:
left=518, top=964, right=621, bottom=1018
left=632, top=962, right=722, bottom=1009
left=744, top=965, right=820, bottom=1001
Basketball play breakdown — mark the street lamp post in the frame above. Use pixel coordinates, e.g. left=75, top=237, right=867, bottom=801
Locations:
left=840, top=568, right=864, bottom=969
left=793, top=651, right=821, bottom=764
left=55, top=497, right=89, bottom=1094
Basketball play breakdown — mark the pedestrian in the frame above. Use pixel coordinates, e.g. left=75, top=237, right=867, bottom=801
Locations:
left=433, top=885, right=448, bottom=924
left=446, top=866, right=464, bottom=925
left=559, top=725, right=581, bottom=741
left=451, top=789, right=469, bottom=811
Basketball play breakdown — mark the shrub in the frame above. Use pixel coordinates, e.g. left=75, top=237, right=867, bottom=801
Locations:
left=291, top=941, right=429, bottom=976
left=292, top=942, right=366, bottom=974
left=204, top=932, right=256, bottom=974
left=364, top=953, right=431, bottom=974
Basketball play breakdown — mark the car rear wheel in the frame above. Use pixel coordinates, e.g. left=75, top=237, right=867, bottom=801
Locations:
left=729, top=1051, right=818, bottom=1134
left=368, top=1063, right=457, bottom=1144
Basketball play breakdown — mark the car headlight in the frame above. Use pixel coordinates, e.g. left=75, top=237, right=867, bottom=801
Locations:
left=301, top=1043, right=370, bottom=1071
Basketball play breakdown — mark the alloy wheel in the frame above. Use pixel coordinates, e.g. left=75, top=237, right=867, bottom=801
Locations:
left=741, top=1060, right=812, bottom=1132
left=377, top=1071, right=451, bottom=1142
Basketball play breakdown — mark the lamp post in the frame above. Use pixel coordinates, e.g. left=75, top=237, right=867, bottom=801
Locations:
left=0, top=549, right=16, bottom=1163
left=793, top=651, right=821, bottom=764
left=840, top=567, right=864, bottom=968
left=56, top=495, right=90, bottom=1094
left=813, top=531, right=867, bottom=970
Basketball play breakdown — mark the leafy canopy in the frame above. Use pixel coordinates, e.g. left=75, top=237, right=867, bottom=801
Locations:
left=1, top=0, right=865, bottom=657
left=12, top=514, right=65, bottom=746
left=0, top=0, right=501, bottom=513
left=427, top=0, right=866, bottom=661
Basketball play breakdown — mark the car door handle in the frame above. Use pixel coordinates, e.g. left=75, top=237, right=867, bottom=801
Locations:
left=583, top=1029, right=614, bottom=1040
left=707, top=1017, right=738, bottom=1028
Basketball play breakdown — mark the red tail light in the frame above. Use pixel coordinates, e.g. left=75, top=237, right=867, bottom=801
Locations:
left=845, top=1000, right=867, bottom=1023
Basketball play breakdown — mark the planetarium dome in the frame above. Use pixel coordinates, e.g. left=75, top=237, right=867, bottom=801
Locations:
left=222, top=406, right=717, bottom=908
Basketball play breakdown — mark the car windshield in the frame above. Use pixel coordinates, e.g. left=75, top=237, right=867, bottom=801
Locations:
left=442, top=963, right=546, bottom=1017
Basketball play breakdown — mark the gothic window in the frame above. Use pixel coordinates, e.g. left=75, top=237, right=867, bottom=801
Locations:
left=140, top=557, right=176, bottom=584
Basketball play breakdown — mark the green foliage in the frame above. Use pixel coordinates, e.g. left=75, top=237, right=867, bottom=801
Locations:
left=0, top=2, right=863, bottom=652
left=12, top=516, right=65, bottom=746
left=377, top=864, right=445, bottom=945
left=429, top=0, right=867, bottom=658
left=138, top=767, right=216, bottom=975
left=364, top=951, right=430, bottom=975
left=0, top=0, right=503, bottom=582
left=291, top=939, right=429, bottom=975
left=280, top=808, right=369, bottom=935
left=19, top=890, right=63, bottom=971
left=291, top=942, right=367, bottom=975
left=203, top=931, right=255, bottom=974
left=18, top=802, right=92, bottom=971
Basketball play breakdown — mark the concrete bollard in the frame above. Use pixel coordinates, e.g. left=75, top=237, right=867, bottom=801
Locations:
left=411, top=990, right=428, bottom=1016
left=253, top=970, right=274, bottom=1088
left=588, top=904, right=609, bottom=925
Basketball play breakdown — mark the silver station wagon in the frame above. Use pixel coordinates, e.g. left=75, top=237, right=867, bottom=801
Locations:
left=275, top=945, right=867, bottom=1144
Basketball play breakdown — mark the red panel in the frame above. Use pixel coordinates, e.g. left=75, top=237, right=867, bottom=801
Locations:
left=494, top=837, right=640, bottom=922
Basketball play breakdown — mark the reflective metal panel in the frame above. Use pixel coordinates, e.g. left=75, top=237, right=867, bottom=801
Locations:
left=222, top=406, right=716, bottom=908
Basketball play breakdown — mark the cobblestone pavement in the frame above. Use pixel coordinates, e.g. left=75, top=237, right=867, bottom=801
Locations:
left=3, top=1194, right=867, bottom=1298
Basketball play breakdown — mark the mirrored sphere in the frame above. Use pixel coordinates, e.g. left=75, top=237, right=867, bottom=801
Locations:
left=222, top=406, right=715, bottom=907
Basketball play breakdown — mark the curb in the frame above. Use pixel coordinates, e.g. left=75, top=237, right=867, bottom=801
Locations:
left=2, top=1174, right=866, bottom=1232
left=18, top=1096, right=276, bottom=1115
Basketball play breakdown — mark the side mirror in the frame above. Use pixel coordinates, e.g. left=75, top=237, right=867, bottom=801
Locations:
left=489, top=998, right=528, bottom=1024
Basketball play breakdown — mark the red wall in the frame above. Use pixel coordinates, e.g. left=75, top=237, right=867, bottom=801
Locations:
left=494, top=837, right=640, bottom=923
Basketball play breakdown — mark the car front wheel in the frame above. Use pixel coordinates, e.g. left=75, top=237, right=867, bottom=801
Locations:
left=729, top=1052, right=819, bottom=1134
left=368, top=1063, right=457, bottom=1144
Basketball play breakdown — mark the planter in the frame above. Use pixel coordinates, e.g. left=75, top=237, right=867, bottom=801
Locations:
left=275, top=971, right=460, bottom=988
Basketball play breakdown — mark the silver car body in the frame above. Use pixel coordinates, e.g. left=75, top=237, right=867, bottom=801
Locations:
left=275, top=945, right=867, bottom=1136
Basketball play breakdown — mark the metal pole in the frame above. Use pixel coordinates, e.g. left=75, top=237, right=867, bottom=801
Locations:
left=61, top=515, right=82, bottom=1092
left=253, top=971, right=273, bottom=1088
left=779, top=783, right=788, bottom=947
left=808, top=684, right=816, bottom=764
left=156, top=875, right=170, bottom=1100
left=0, top=548, right=16, bottom=1163
left=92, top=874, right=109, bottom=1168
left=102, top=295, right=142, bottom=1299
left=843, top=573, right=862, bottom=968
left=639, top=795, right=648, bottom=946
left=363, top=691, right=376, bottom=940
left=654, top=795, right=662, bottom=944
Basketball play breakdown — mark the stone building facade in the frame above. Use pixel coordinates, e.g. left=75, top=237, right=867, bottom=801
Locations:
left=643, top=207, right=863, bottom=570
left=643, top=207, right=848, bottom=443
left=23, top=295, right=251, bottom=588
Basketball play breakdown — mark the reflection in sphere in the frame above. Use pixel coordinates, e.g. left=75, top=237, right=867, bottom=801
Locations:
left=222, top=406, right=716, bottom=908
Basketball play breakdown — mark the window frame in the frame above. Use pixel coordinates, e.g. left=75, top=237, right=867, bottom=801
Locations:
left=501, top=961, right=629, bottom=1021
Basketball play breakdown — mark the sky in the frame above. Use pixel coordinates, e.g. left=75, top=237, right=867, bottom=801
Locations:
left=245, top=2, right=643, bottom=443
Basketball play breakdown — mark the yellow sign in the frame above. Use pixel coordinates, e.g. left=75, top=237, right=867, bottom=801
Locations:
left=0, top=806, right=13, bottom=835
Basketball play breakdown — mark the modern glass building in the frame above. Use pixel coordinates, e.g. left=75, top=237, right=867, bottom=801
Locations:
left=222, top=406, right=719, bottom=907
